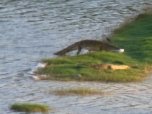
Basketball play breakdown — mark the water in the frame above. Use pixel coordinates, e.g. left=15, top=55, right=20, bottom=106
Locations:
left=0, top=0, right=152, bottom=113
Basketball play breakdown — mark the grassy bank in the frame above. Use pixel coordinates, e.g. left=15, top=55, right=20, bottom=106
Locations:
left=35, top=12, right=152, bottom=82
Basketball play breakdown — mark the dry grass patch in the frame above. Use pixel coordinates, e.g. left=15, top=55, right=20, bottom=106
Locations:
left=51, top=87, right=104, bottom=96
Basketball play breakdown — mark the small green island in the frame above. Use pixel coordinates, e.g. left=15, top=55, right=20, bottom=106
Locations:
left=35, top=10, right=152, bottom=82
left=10, top=103, right=50, bottom=113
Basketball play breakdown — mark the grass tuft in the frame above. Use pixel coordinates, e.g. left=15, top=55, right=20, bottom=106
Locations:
left=10, top=103, right=49, bottom=113
left=51, top=87, right=104, bottom=96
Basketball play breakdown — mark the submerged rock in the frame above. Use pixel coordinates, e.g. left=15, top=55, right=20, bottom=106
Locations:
left=32, top=75, right=48, bottom=80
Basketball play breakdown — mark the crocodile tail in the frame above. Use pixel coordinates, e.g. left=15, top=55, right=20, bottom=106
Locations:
left=54, top=42, right=78, bottom=56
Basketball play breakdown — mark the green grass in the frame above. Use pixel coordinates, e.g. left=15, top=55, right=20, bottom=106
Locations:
left=10, top=103, right=49, bottom=113
left=35, top=12, right=152, bottom=82
left=51, top=87, right=104, bottom=96
left=112, top=13, right=152, bottom=63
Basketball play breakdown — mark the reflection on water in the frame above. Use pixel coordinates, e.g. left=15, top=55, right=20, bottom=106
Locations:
left=0, top=0, right=152, bottom=113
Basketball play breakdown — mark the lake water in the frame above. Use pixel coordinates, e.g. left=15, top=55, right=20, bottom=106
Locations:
left=0, top=0, right=152, bottom=114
